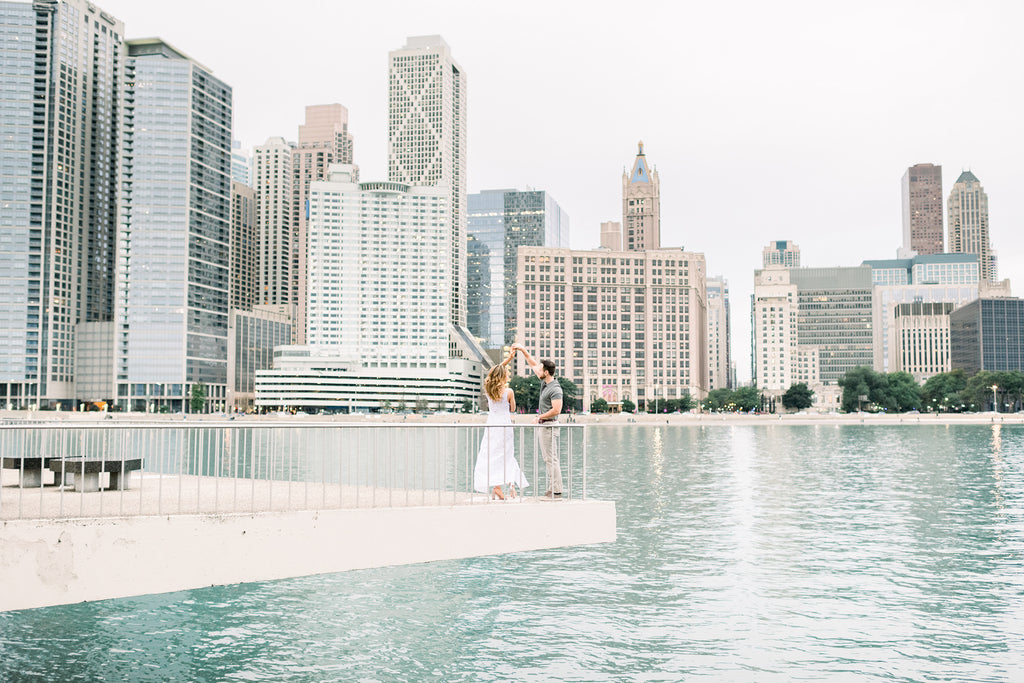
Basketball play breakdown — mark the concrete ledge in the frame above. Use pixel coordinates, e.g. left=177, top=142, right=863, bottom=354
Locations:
left=0, top=499, right=615, bottom=612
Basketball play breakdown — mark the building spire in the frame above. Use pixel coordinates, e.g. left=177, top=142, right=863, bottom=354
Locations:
left=629, top=142, right=650, bottom=184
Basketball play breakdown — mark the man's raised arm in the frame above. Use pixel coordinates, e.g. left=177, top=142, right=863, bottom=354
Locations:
left=514, top=344, right=543, bottom=379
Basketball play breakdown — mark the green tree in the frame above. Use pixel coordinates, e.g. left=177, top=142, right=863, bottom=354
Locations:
left=591, top=397, right=609, bottom=413
left=394, top=399, right=407, bottom=413
left=964, top=370, right=998, bottom=411
left=557, top=377, right=578, bottom=411
left=839, top=366, right=883, bottom=412
left=415, top=398, right=429, bottom=413
left=510, top=374, right=540, bottom=412
left=621, top=398, right=636, bottom=413
left=702, top=388, right=734, bottom=412
left=838, top=367, right=923, bottom=413
left=886, top=371, right=922, bottom=412
left=677, top=393, right=696, bottom=412
left=189, top=383, right=206, bottom=413
left=461, top=398, right=474, bottom=413
left=732, top=386, right=761, bottom=412
left=781, top=382, right=814, bottom=410
left=922, top=369, right=968, bottom=412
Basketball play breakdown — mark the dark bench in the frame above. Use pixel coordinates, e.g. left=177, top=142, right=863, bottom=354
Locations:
left=2, top=457, right=73, bottom=488
left=48, top=458, right=144, bottom=493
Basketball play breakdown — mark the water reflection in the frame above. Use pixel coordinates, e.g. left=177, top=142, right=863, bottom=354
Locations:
left=2, top=425, right=1023, bottom=680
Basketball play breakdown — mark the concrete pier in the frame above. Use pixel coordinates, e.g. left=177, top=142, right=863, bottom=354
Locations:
left=1, top=469, right=615, bottom=612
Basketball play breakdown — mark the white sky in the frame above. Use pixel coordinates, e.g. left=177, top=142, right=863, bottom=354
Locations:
left=100, top=0, right=1024, bottom=384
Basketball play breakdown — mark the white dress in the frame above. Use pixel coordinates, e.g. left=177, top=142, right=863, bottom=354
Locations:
left=473, top=387, right=529, bottom=493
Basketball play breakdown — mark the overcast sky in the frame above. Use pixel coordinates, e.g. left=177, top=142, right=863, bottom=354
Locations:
left=100, top=0, right=1024, bottom=384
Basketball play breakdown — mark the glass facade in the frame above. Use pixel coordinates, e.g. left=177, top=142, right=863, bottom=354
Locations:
left=950, top=299, right=1024, bottom=375
left=466, top=189, right=570, bottom=348
left=116, top=40, right=232, bottom=412
left=466, top=190, right=506, bottom=348
left=865, top=254, right=979, bottom=287
left=0, top=2, right=35, bottom=389
left=0, top=1, right=124, bottom=407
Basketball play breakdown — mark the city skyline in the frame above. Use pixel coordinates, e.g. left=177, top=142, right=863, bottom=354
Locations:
left=35, top=0, right=1024, bottom=384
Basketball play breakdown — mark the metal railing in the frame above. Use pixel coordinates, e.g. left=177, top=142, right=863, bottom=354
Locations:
left=0, top=421, right=588, bottom=520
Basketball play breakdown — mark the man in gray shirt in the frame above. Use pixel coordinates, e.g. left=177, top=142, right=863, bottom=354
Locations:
left=512, top=343, right=563, bottom=498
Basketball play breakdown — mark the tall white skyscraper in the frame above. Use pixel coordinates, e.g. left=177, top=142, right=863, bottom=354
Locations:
left=306, top=168, right=450, bottom=360
left=254, top=165, right=484, bottom=413
left=388, top=35, right=467, bottom=329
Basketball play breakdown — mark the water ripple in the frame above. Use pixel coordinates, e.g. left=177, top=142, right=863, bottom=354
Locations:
left=2, top=424, right=1023, bottom=681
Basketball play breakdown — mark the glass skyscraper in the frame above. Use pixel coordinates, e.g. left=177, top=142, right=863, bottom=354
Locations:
left=950, top=298, right=1024, bottom=376
left=0, top=0, right=124, bottom=409
left=115, top=39, right=232, bottom=412
left=467, top=189, right=569, bottom=348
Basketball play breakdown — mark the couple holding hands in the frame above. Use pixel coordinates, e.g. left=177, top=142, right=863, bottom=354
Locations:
left=472, top=344, right=564, bottom=501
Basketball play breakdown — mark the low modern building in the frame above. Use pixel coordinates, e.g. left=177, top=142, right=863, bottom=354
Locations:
left=950, top=298, right=1024, bottom=375
left=228, top=306, right=292, bottom=412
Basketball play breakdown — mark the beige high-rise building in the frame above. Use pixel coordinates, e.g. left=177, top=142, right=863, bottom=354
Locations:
left=516, top=246, right=707, bottom=411
left=388, top=35, right=467, bottom=329
left=901, top=163, right=943, bottom=256
left=253, top=137, right=295, bottom=309
left=948, top=170, right=997, bottom=282
left=292, top=104, right=356, bottom=344
left=600, top=221, right=622, bottom=251
left=230, top=181, right=257, bottom=312
left=622, top=142, right=660, bottom=251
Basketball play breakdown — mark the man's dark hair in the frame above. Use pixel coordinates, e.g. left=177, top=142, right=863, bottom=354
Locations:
left=541, top=359, right=556, bottom=377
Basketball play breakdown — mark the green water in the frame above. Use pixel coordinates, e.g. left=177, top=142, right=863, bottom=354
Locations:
left=2, top=424, right=1023, bottom=681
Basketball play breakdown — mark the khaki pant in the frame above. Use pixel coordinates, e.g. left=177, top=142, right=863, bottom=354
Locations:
left=537, top=424, right=563, bottom=494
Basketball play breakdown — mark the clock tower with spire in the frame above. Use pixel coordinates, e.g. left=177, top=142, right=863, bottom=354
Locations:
left=621, top=141, right=661, bottom=251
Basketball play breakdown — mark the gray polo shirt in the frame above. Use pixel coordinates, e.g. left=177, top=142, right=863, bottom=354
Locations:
left=538, top=379, right=563, bottom=420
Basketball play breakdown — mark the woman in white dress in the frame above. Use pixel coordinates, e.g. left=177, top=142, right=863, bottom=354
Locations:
left=473, top=354, right=529, bottom=500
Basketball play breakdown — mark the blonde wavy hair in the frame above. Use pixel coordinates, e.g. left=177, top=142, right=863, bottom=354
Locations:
left=484, top=363, right=510, bottom=401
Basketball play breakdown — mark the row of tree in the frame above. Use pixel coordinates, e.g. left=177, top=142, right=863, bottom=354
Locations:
left=838, top=367, right=1024, bottom=413
left=506, top=367, right=1024, bottom=416
left=509, top=375, right=579, bottom=413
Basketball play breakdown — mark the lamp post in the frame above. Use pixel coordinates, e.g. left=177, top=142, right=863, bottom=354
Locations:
left=991, top=385, right=999, bottom=413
